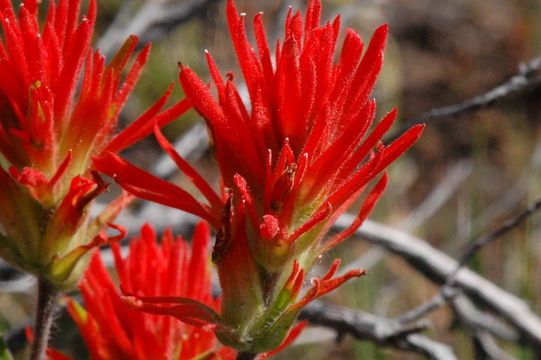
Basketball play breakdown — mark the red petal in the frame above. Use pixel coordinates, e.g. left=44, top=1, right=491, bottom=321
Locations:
left=154, top=125, right=223, bottom=213
left=93, top=153, right=219, bottom=227
left=106, top=94, right=190, bottom=154
left=323, top=173, right=388, bottom=252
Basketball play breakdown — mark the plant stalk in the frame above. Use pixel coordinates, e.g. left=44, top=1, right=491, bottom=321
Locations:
left=236, top=352, right=258, bottom=360
left=29, top=278, right=60, bottom=360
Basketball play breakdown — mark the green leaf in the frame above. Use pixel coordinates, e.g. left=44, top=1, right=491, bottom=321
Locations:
left=0, top=335, right=14, bottom=360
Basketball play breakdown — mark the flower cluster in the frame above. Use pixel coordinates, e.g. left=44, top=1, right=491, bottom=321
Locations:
left=95, top=0, right=424, bottom=354
left=68, top=223, right=236, bottom=360
left=0, top=0, right=187, bottom=288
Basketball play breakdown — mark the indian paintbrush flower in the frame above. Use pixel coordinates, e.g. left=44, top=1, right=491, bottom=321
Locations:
left=94, top=0, right=424, bottom=354
left=0, top=0, right=189, bottom=289
left=68, top=223, right=236, bottom=360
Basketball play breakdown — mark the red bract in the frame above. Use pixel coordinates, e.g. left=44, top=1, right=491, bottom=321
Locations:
left=94, top=0, right=423, bottom=353
left=67, top=223, right=236, bottom=360
left=0, top=0, right=188, bottom=287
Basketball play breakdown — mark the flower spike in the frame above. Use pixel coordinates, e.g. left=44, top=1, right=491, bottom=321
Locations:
left=0, top=0, right=189, bottom=288
left=95, top=0, right=424, bottom=354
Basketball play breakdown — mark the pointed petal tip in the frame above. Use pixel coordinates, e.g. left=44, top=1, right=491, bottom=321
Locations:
left=378, top=23, right=389, bottom=34
left=140, top=42, right=152, bottom=55
left=372, top=23, right=389, bottom=45
left=407, top=123, right=426, bottom=139
left=177, top=61, right=188, bottom=70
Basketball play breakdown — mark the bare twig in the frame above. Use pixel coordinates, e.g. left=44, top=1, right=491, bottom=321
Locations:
left=98, top=0, right=225, bottom=56
left=396, top=292, right=447, bottom=327
left=300, top=301, right=457, bottom=360
left=474, top=140, right=541, bottom=232
left=0, top=276, right=34, bottom=294
left=0, top=261, right=21, bottom=282
left=455, top=197, right=541, bottom=272
left=154, top=122, right=209, bottom=179
left=340, top=160, right=472, bottom=274
left=450, top=294, right=518, bottom=343
left=399, top=160, right=472, bottom=231
left=137, top=0, right=224, bottom=48
left=451, top=296, right=517, bottom=360
left=396, top=196, right=541, bottom=324
left=386, top=56, right=541, bottom=142
left=341, top=218, right=541, bottom=347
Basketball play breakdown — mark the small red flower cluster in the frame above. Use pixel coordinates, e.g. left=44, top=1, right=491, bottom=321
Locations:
left=69, top=223, right=236, bottom=360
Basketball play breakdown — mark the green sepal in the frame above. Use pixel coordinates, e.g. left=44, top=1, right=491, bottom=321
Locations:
left=253, top=307, right=302, bottom=352
left=45, top=245, right=92, bottom=290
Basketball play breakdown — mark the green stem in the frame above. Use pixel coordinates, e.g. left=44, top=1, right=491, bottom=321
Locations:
left=29, top=278, right=59, bottom=360
left=236, top=352, right=258, bottom=360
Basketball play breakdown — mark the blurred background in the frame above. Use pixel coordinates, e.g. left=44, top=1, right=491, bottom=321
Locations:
left=2, top=0, right=541, bottom=358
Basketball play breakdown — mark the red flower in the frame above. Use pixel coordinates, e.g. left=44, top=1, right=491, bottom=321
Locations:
left=94, top=0, right=423, bottom=353
left=0, top=0, right=188, bottom=287
left=68, top=223, right=236, bottom=360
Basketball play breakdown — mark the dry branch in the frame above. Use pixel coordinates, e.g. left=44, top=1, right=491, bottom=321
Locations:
left=451, top=295, right=517, bottom=360
left=344, top=218, right=541, bottom=347
left=386, top=56, right=541, bottom=142
left=300, top=301, right=457, bottom=360
left=98, top=0, right=224, bottom=56
left=395, top=196, right=541, bottom=324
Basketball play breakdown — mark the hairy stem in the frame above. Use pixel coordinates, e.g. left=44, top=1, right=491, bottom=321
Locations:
left=236, top=352, right=258, bottom=360
left=30, top=278, right=59, bottom=360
